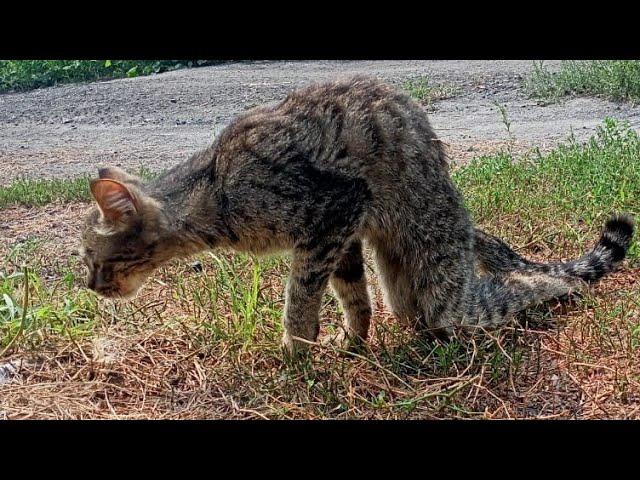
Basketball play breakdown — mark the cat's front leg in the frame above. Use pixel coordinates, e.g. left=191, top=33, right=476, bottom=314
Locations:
left=282, top=247, right=336, bottom=357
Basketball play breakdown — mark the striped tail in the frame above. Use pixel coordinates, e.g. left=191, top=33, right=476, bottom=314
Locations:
left=474, top=214, right=634, bottom=282
left=459, top=214, right=634, bottom=329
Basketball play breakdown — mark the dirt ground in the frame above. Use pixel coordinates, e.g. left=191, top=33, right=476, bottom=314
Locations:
left=2, top=60, right=640, bottom=185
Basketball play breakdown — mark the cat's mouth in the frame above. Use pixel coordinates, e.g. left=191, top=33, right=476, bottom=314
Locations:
left=93, top=287, right=140, bottom=300
left=86, top=268, right=151, bottom=300
left=90, top=282, right=142, bottom=300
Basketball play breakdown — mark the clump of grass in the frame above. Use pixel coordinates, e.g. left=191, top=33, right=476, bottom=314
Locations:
left=0, top=176, right=92, bottom=208
left=0, top=268, right=98, bottom=353
left=0, top=168, right=157, bottom=209
left=404, top=77, right=459, bottom=110
left=453, top=118, right=640, bottom=261
left=493, top=101, right=512, bottom=138
left=173, top=252, right=286, bottom=348
left=0, top=60, right=221, bottom=93
left=525, top=60, right=640, bottom=103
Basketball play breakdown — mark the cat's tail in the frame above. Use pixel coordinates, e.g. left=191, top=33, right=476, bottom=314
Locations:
left=474, top=214, right=634, bottom=283
left=460, top=214, right=634, bottom=329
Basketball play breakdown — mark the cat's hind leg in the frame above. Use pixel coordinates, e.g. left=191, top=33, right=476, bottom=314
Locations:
left=370, top=240, right=422, bottom=328
left=327, top=239, right=372, bottom=350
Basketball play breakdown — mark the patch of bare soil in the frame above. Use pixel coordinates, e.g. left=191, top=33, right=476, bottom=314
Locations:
left=445, top=139, right=536, bottom=165
left=0, top=203, right=90, bottom=258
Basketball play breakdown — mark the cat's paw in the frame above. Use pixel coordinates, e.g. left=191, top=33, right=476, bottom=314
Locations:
left=281, top=332, right=312, bottom=360
left=321, top=329, right=366, bottom=355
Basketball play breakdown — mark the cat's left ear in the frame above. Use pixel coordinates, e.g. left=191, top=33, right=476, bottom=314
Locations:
left=98, top=166, right=143, bottom=186
left=90, top=179, right=140, bottom=222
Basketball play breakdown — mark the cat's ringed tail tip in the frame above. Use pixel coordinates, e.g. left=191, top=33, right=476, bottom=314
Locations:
left=605, top=213, right=635, bottom=238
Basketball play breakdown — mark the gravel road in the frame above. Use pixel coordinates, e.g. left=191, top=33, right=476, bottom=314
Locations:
left=1, top=60, right=639, bottom=185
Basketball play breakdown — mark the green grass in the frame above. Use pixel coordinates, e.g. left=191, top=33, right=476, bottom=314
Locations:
left=404, top=77, right=459, bottom=109
left=0, top=168, right=156, bottom=209
left=525, top=60, right=640, bottom=103
left=453, top=118, right=640, bottom=261
left=0, top=268, right=98, bottom=352
left=0, top=60, right=221, bottom=93
left=173, top=252, right=286, bottom=347
left=0, top=176, right=92, bottom=208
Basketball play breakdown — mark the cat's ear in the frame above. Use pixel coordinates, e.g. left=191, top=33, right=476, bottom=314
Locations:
left=98, top=166, right=143, bottom=185
left=90, top=179, right=139, bottom=222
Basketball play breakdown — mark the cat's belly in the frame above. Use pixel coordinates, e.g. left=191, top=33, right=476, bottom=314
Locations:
left=229, top=231, right=294, bottom=257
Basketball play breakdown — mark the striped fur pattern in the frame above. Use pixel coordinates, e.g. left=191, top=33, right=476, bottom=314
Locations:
left=474, top=217, right=634, bottom=281
left=80, top=76, right=635, bottom=354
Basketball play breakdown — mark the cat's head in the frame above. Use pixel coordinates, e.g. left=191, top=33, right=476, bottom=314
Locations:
left=80, top=167, right=168, bottom=299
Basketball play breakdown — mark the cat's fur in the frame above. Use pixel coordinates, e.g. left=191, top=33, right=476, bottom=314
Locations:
left=80, top=76, right=634, bottom=354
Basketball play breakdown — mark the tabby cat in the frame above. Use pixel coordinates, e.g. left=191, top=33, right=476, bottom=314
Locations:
left=80, top=76, right=634, bottom=355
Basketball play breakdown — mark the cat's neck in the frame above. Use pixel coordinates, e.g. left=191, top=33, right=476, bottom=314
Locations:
left=146, top=147, right=229, bottom=255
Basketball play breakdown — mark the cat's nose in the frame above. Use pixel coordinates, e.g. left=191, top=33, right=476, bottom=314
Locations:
left=87, top=269, right=107, bottom=291
left=94, top=273, right=108, bottom=290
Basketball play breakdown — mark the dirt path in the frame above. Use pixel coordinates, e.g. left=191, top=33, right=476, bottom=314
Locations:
left=2, top=60, right=640, bottom=185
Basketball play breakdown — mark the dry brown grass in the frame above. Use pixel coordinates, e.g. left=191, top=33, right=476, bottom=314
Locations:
left=1, top=203, right=638, bottom=419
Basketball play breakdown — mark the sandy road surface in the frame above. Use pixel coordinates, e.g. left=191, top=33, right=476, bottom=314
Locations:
left=1, top=60, right=639, bottom=185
